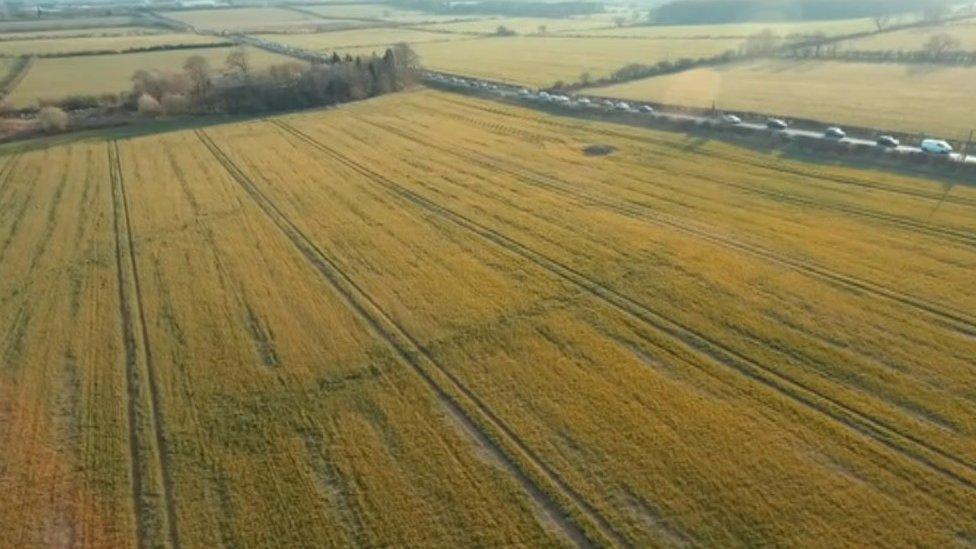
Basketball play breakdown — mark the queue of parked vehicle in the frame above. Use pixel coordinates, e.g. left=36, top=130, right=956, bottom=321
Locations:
left=426, top=73, right=959, bottom=157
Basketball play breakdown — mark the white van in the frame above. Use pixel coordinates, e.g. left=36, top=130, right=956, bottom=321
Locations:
left=920, top=139, right=953, bottom=155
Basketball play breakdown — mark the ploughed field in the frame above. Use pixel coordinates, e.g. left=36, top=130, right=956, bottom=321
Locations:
left=1, top=88, right=976, bottom=547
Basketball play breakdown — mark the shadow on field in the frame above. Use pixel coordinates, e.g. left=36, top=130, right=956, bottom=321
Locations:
left=0, top=100, right=354, bottom=156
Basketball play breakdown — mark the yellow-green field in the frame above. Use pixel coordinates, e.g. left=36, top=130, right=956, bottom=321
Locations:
left=5, top=46, right=293, bottom=108
left=416, top=16, right=618, bottom=35
left=0, top=57, right=19, bottom=83
left=588, top=58, right=976, bottom=138
left=0, top=26, right=165, bottom=40
left=163, top=7, right=357, bottom=32
left=0, top=33, right=224, bottom=57
left=0, top=16, right=141, bottom=33
left=843, top=20, right=976, bottom=50
left=412, top=36, right=741, bottom=85
left=575, top=17, right=884, bottom=38
left=257, top=28, right=468, bottom=53
left=299, top=3, right=483, bottom=23
left=2, top=88, right=975, bottom=546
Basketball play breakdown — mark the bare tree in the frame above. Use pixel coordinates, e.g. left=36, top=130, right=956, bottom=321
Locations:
left=741, top=29, right=781, bottom=56
left=183, top=55, right=212, bottom=103
left=38, top=106, right=68, bottom=132
left=924, top=32, right=961, bottom=58
left=873, top=13, right=891, bottom=31
left=137, top=93, right=162, bottom=116
left=537, top=24, right=547, bottom=34
left=225, top=47, right=251, bottom=82
left=161, top=92, right=190, bottom=115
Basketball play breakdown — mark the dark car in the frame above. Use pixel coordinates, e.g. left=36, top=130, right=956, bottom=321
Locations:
left=766, top=118, right=788, bottom=130
left=876, top=135, right=900, bottom=148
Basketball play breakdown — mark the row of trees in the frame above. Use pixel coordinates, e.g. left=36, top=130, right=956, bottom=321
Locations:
left=557, top=49, right=738, bottom=90
left=30, top=44, right=419, bottom=133
left=777, top=33, right=972, bottom=64
left=4, top=41, right=232, bottom=60
left=127, top=44, right=417, bottom=116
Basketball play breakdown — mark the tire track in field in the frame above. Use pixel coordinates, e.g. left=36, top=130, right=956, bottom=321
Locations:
left=194, top=128, right=622, bottom=549
left=269, top=119, right=976, bottom=498
left=108, top=141, right=181, bottom=549
left=431, top=94, right=976, bottom=209
left=410, top=101, right=976, bottom=248
left=358, top=119, right=976, bottom=337
left=0, top=152, right=22, bottom=198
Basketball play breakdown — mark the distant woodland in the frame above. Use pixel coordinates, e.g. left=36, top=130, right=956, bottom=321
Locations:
left=649, top=0, right=953, bottom=24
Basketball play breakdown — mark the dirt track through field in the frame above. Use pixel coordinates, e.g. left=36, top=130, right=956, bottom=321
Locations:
left=267, top=118, right=976, bottom=496
left=359, top=118, right=976, bottom=337
left=108, top=141, right=180, bottom=549
left=194, top=128, right=623, bottom=548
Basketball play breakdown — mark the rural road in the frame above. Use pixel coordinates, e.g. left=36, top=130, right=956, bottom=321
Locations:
left=424, top=71, right=976, bottom=165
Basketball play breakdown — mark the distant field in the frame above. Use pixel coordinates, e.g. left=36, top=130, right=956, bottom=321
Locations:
left=412, top=36, right=741, bottom=86
left=0, top=16, right=141, bottom=33
left=843, top=21, right=976, bottom=50
left=588, top=58, right=976, bottom=138
left=258, top=28, right=467, bottom=52
left=0, top=26, right=165, bottom=40
left=6, top=46, right=292, bottom=107
left=3, top=88, right=975, bottom=547
left=417, top=16, right=616, bottom=35
left=0, top=33, right=224, bottom=56
left=571, top=18, right=882, bottom=38
left=164, top=7, right=360, bottom=32
left=0, top=57, right=19, bottom=86
left=300, top=3, right=482, bottom=23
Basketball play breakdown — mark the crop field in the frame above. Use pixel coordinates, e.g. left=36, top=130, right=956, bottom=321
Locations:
left=412, top=36, right=741, bottom=86
left=163, top=7, right=354, bottom=33
left=0, top=16, right=141, bottom=33
left=5, top=46, right=294, bottom=108
left=589, top=58, right=976, bottom=138
left=415, top=16, right=618, bottom=35
left=0, top=33, right=224, bottom=57
left=0, top=26, right=166, bottom=41
left=0, top=57, right=19, bottom=83
left=2, top=88, right=975, bottom=546
left=257, top=28, right=469, bottom=53
left=569, top=17, right=882, bottom=38
left=843, top=20, right=976, bottom=51
left=299, top=4, right=484, bottom=23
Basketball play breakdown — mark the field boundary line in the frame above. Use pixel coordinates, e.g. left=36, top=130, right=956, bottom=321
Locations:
left=359, top=118, right=976, bottom=336
left=108, top=140, right=181, bottom=549
left=193, top=128, right=627, bottom=549
left=268, top=119, right=976, bottom=497
left=0, top=55, right=33, bottom=98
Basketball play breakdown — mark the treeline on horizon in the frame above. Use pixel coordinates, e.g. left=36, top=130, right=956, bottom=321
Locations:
left=649, top=0, right=950, bottom=24
left=390, top=0, right=603, bottom=17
